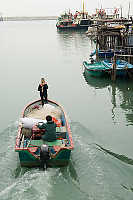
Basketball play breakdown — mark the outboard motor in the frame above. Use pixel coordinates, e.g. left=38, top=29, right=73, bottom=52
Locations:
left=40, top=144, right=50, bottom=170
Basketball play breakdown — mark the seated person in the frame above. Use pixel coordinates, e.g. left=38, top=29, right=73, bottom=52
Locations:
left=37, top=115, right=57, bottom=142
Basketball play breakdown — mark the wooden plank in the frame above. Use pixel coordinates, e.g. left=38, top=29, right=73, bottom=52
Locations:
left=115, top=54, right=133, bottom=57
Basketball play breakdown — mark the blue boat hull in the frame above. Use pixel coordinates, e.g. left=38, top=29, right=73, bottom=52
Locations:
left=85, top=69, right=105, bottom=77
left=103, top=60, right=133, bottom=77
left=98, top=51, right=114, bottom=58
left=90, top=50, right=114, bottom=58
left=83, top=61, right=110, bottom=77
left=90, top=49, right=124, bottom=58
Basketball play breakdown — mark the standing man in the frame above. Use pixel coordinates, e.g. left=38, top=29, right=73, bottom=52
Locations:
left=38, top=78, right=48, bottom=106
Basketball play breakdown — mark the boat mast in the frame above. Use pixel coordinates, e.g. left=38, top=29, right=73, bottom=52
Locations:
left=0, top=12, right=3, bottom=21
left=120, top=5, right=123, bottom=18
left=82, top=0, right=85, bottom=18
left=128, top=2, right=130, bottom=19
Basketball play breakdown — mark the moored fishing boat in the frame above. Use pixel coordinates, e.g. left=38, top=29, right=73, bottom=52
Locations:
left=56, top=11, right=76, bottom=30
left=83, top=60, right=111, bottom=77
left=56, top=2, right=93, bottom=30
left=103, top=60, right=133, bottom=77
left=15, top=99, right=74, bottom=168
left=90, top=49, right=114, bottom=58
left=56, top=11, right=92, bottom=30
left=90, top=49, right=124, bottom=58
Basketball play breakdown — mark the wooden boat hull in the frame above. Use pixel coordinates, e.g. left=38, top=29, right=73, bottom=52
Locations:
left=103, top=60, right=133, bottom=77
left=85, top=69, right=104, bottom=77
left=90, top=50, right=114, bottom=58
left=15, top=99, right=74, bottom=168
left=83, top=61, right=110, bottom=77
left=98, top=51, right=114, bottom=58
left=17, top=148, right=71, bottom=167
left=90, top=49, right=124, bottom=58
left=56, top=24, right=89, bottom=30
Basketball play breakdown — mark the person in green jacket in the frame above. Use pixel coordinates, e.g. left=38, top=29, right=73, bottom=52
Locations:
left=37, top=115, right=57, bottom=142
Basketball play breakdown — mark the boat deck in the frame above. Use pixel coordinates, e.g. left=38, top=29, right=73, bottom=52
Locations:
left=18, top=100, right=69, bottom=150
left=29, top=139, right=62, bottom=147
left=25, top=102, right=62, bottom=120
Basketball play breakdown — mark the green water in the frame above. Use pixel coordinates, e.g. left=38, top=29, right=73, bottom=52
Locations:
left=0, top=20, right=133, bottom=200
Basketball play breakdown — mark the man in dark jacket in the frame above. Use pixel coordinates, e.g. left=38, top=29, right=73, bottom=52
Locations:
left=38, top=78, right=48, bottom=106
left=37, top=115, right=57, bottom=142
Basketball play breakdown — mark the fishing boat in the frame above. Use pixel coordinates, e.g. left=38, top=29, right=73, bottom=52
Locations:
left=90, top=49, right=114, bottom=58
left=56, top=11, right=76, bottom=30
left=103, top=60, right=133, bottom=77
left=15, top=99, right=74, bottom=168
left=56, top=2, right=93, bottom=30
left=83, top=60, right=110, bottom=77
left=56, top=11, right=92, bottom=30
left=90, top=49, right=124, bottom=58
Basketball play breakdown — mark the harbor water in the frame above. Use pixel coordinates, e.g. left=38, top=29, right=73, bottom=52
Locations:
left=0, top=20, right=133, bottom=200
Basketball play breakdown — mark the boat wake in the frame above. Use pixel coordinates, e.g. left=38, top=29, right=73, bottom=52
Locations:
left=0, top=168, right=54, bottom=200
left=70, top=121, right=133, bottom=200
left=0, top=122, right=54, bottom=200
left=95, top=144, right=133, bottom=166
left=0, top=121, right=133, bottom=200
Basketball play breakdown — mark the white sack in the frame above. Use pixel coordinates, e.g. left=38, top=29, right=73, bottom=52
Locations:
left=20, top=117, right=46, bottom=129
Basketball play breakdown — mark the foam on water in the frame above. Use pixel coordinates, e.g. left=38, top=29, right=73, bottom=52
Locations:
left=0, top=120, right=133, bottom=200
left=70, top=121, right=133, bottom=200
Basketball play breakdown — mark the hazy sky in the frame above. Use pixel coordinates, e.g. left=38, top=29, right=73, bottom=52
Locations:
left=0, top=0, right=133, bottom=17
